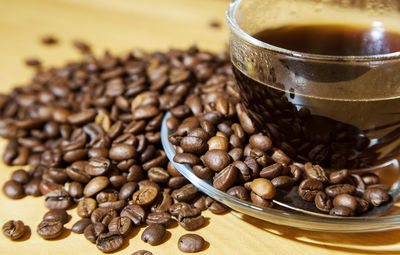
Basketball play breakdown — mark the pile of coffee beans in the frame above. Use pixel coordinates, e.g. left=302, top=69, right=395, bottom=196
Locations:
left=0, top=40, right=392, bottom=253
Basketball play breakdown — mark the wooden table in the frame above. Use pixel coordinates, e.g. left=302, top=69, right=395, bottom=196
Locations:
left=0, top=0, right=399, bottom=254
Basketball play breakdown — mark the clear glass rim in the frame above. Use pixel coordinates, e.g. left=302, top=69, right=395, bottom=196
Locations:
left=226, top=0, right=400, bottom=62
left=161, top=112, right=400, bottom=233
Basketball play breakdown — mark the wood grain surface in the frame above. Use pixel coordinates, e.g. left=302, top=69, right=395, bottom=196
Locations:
left=0, top=0, right=399, bottom=254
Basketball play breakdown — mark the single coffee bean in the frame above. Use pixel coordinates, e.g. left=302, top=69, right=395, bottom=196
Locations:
left=259, top=163, right=282, bottom=179
left=168, top=176, right=188, bottom=189
left=84, top=176, right=110, bottom=197
left=96, top=190, right=119, bottom=203
left=83, top=224, right=97, bottom=243
left=146, top=212, right=172, bottom=226
left=86, top=157, right=110, bottom=176
left=181, top=136, right=208, bottom=155
left=77, top=198, right=97, bottom=218
left=250, top=191, right=274, bottom=208
left=132, top=250, right=153, bottom=255
left=71, top=218, right=92, bottom=234
left=91, top=208, right=118, bottom=225
left=304, top=162, right=328, bottom=183
left=148, top=167, right=170, bottom=183
left=171, top=184, right=198, bottom=202
left=108, top=216, right=132, bottom=236
left=68, top=181, right=83, bottom=198
left=350, top=174, right=366, bottom=191
left=314, top=192, right=333, bottom=213
left=227, top=186, right=249, bottom=200
left=109, top=144, right=137, bottom=161
left=173, top=152, right=201, bottom=165
left=151, top=190, right=173, bottom=213
left=270, top=148, right=291, bottom=164
left=2, top=220, right=26, bottom=240
left=43, top=209, right=69, bottom=224
left=3, top=180, right=25, bottom=199
left=271, top=176, right=294, bottom=188
left=132, top=105, right=160, bottom=120
left=66, top=162, right=91, bottom=183
left=250, top=178, right=275, bottom=199
left=298, top=179, right=323, bottom=202
left=205, top=197, right=230, bottom=214
left=355, top=197, right=370, bottom=214
left=329, top=169, right=348, bottom=184
left=178, top=233, right=206, bottom=253
left=67, top=109, right=96, bottom=125
left=325, top=184, right=356, bottom=197
left=192, top=165, right=213, bottom=179
left=203, top=149, right=231, bottom=172
left=212, top=164, right=238, bottom=191
left=191, top=195, right=207, bottom=211
left=249, top=133, right=272, bottom=152
left=364, top=187, right=390, bottom=206
left=329, top=206, right=354, bottom=217
left=179, top=214, right=205, bottom=231
left=119, top=182, right=137, bottom=200
left=44, top=189, right=71, bottom=210
left=11, top=169, right=30, bottom=184
left=138, top=180, right=160, bottom=191
left=141, top=224, right=166, bottom=246
left=96, top=232, right=124, bottom=253
left=361, top=173, right=380, bottom=185
left=24, top=177, right=42, bottom=196
left=37, top=219, right=63, bottom=239
left=333, top=194, right=358, bottom=212
left=132, top=186, right=158, bottom=206
left=120, top=204, right=146, bottom=226
left=207, top=136, right=229, bottom=152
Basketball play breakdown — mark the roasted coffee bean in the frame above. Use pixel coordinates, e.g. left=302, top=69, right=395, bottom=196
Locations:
left=98, top=199, right=126, bottom=211
left=66, top=161, right=91, bottom=183
left=141, top=224, right=166, bottom=246
left=329, top=206, right=354, bottom=217
left=138, top=180, right=160, bottom=191
left=192, top=165, right=212, bottom=180
left=93, top=222, right=107, bottom=237
left=179, top=214, right=205, bottom=231
left=84, top=176, right=110, bottom=197
left=304, top=162, right=328, bottom=183
left=203, top=149, right=231, bottom=172
left=132, top=186, right=158, bottom=206
left=329, top=169, right=348, bottom=184
left=298, top=179, right=323, bottom=201
left=259, top=163, right=282, bottom=179
left=44, top=189, right=71, bottom=210
left=148, top=167, right=170, bottom=183
left=96, top=232, right=124, bottom=253
left=68, top=181, right=83, bottom=198
left=67, top=109, right=96, bottom=125
left=96, top=190, right=119, bottom=203
left=71, top=218, right=92, bottom=234
left=146, top=212, right=172, bottom=226
left=250, top=178, right=275, bottom=199
left=173, top=152, right=201, bottom=165
left=178, top=233, right=206, bottom=253
left=77, top=198, right=97, bottom=218
left=364, top=187, right=389, bottom=206
left=271, top=176, right=294, bottom=188
left=236, top=103, right=256, bottom=134
left=43, top=209, right=69, bottom=224
left=168, top=176, right=188, bottom=189
left=350, top=174, right=366, bottom=191
left=181, top=136, right=207, bottom=155
left=314, top=192, right=333, bottom=213
left=88, top=148, right=109, bottom=159
left=108, top=216, right=132, bottom=236
left=271, top=148, right=291, bottom=164
left=2, top=220, right=26, bottom=240
left=205, top=197, right=229, bottom=214
left=3, top=180, right=25, bottom=199
left=228, top=148, right=243, bottom=161
left=133, top=105, right=160, bottom=120
left=11, top=169, right=30, bottom=184
left=333, top=194, right=358, bottom=212
left=361, top=173, right=380, bottom=185
left=172, top=184, right=198, bottom=202
left=84, top=224, right=97, bottom=243
left=249, top=133, right=272, bottom=152
left=169, top=202, right=200, bottom=218
left=86, top=157, right=110, bottom=176
left=191, top=195, right=207, bottom=211
left=207, top=135, right=229, bottom=152
left=44, top=167, right=68, bottom=184
left=37, top=219, right=63, bottom=239
left=213, top=164, right=238, bottom=191
left=24, top=177, right=42, bottom=196
left=250, top=191, right=273, bottom=208
left=120, top=204, right=146, bottom=226
left=325, top=184, right=356, bottom=198
left=132, top=250, right=153, bottom=255
left=91, top=208, right=118, bottom=225
left=355, top=197, right=370, bottom=214
left=109, top=144, right=137, bottom=161
left=227, top=186, right=249, bottom=200
left=119, top=182, right=137, bottom=200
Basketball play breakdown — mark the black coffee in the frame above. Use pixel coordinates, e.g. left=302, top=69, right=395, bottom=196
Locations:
left=253, top=24, right=400, bottom=56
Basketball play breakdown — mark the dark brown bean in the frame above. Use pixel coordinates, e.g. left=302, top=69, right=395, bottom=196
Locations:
left=203, top=149, right=231, bottom=172
left=120, top=204, right=146, bottom=226
left=333, top=194, right=358, bottom=212
left=298, top=179, right=323, bottom=201
left=37, top=220, right=63, bottom=239
left=77, top=198, right=97, bottom=218
left=2, top=220, right=26, bottom=240
left=304, top=162, right=328, bottom=183
left=132, top=250, right=153, bottom=255
left=108, top=216, right=132, bottom=237
left=11, top=169, right=30, bottom=184
left=141, top=224, right=166, bottom=246
left=172, top=184, right=198, bottom=202
left=213, top=164, right=238, bottom=191
left=119, top=182, right=137, bottom=200
left=259, top=163, right=282, bottom=179
left=84, top=176, right=110, bottom=197
left=329, top=206, right=354, bottom=217
left=43, top=209, right=69, bottom=224
left=86, top=157, right=110, bottom=176
left=44, top=189, right=71, bottom=210
left=132, top=186, right=158, bottom=206
left=96, top=232, right=124, bottom=253
left=24, top=178, right=42, bottom=196
left=314, top=192, right=333, bottom=212
left=91, top=208, right=118, bottom=225
left=173, top=152, right=201, bottom=165
left=109, top=144, right=137, bottom=161
left=146, top=212, right=172, bottom=226
left=364, top=187, right=390, bottom=206
left=71, top=218, right=92, bottom=234
left=3, top=180, right=25, bottom=199
left=178, top=233, right=206, bottom=253
left=325, top=184, right=356, bottom=198
left=249, top=133, right=272, bottom=152
left=329, top=169, right=349, bottom=184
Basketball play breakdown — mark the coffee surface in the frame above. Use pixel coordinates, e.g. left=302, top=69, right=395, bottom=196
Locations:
left=253, top=24, right=400, bottom=56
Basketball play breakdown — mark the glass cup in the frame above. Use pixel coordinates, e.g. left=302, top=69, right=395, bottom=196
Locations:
left=227, top=0, right=400, bottom=170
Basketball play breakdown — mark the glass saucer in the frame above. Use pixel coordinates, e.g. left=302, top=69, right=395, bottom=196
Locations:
left=161, top=112, right=400, bottom=232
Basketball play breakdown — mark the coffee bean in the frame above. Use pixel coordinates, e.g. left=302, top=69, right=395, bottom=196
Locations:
left=364, top=187, right=389, bottom=206
left=329, top=206, right=354, bottom=217
left=192, top=164, right=213, bottom=179
left=132, top=250, right=153, bottom=255
left=120, top=204, right=146, bottom=225
left=271, top=148, right=291, bottom=164
left=173, top=152, right=201, bottom=165
left=314, top=192, right=333, bottom=212
left=2, top=220, right=26, bottom=240
left=355, top=197, right=370, bottom=214
left=169, top=202, right=200, bottom=218
left=96, top=232, right=124, bottom=253
left=207, top=136, right=229, bottom=151
left=168, top=176, right=188, bottom=189
left=77, top=198, right=97, bottom=218
left=172, top=184, right=198, bottom=202
left=361, top=173, right=380, bottom=185
left=250, top=178, right=275, bottom=199
left=84, top=176, right=110, bottom=197
left=325, top=184, right=356, bottom=198
left=249, top=133, right=272, bottom=152
left=191, top=195, right=207, bottom=211
left=203, top=149, right=231, bottom=172
left=24, top=178, right=42, bottom=196
left=68, top=181, right=83, bottom=198
left=298, top=179, right=323, bottom=201
left=86, top=157, right=110, bottom=176
left=350, top=174, right=366, bottom=191
left=11, top=169, right=30, bottom=184
left=3, top=180, right=25, bottom=199
left=37, top=219, right=63, bottom=239
left=141, top=224, right=166, bottom=246
left=304, top=162, right=328, bottom=183
left=66, top=161, right=91, bottom=183
left=109, top=144, right=137, bottom=161
left=108, top=216, right=132, bottom=236
left=333, top=194, right=358, bottom=212
left=132, top=186, right=158, bottom=206
left=146, top=212, right=172, bottom=226
left=213, top=164, right=238, bottom=191
left=205, top=197, right=230, bottom=214
left=83, top=224, right=97, bottom=243
left=118, top=182, right=137, bottom=200
left=43, top=209, right=69, bottom=224
left=67, top=109, right=96, bottom=125
left=148, top=167, right=170, bottom=183
left=227, top=186, right=249, bottom=200
left=259, top=163, right=282, bottom=179
left=236, top=103, right=256, bottom=134
left=71, top=218, right=92, bottom=234
left=96, top=190, right=119, bottom=203
left=178, top=233, right=206, bottom=253
left=45, top=189, right=71, bottom=210
left=91, top=208, right=118, bottom=225
left=329, top=169, right=348, bottom=184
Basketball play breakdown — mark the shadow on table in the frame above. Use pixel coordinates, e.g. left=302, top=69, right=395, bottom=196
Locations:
left=233, top=211, right=400, bottom=254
